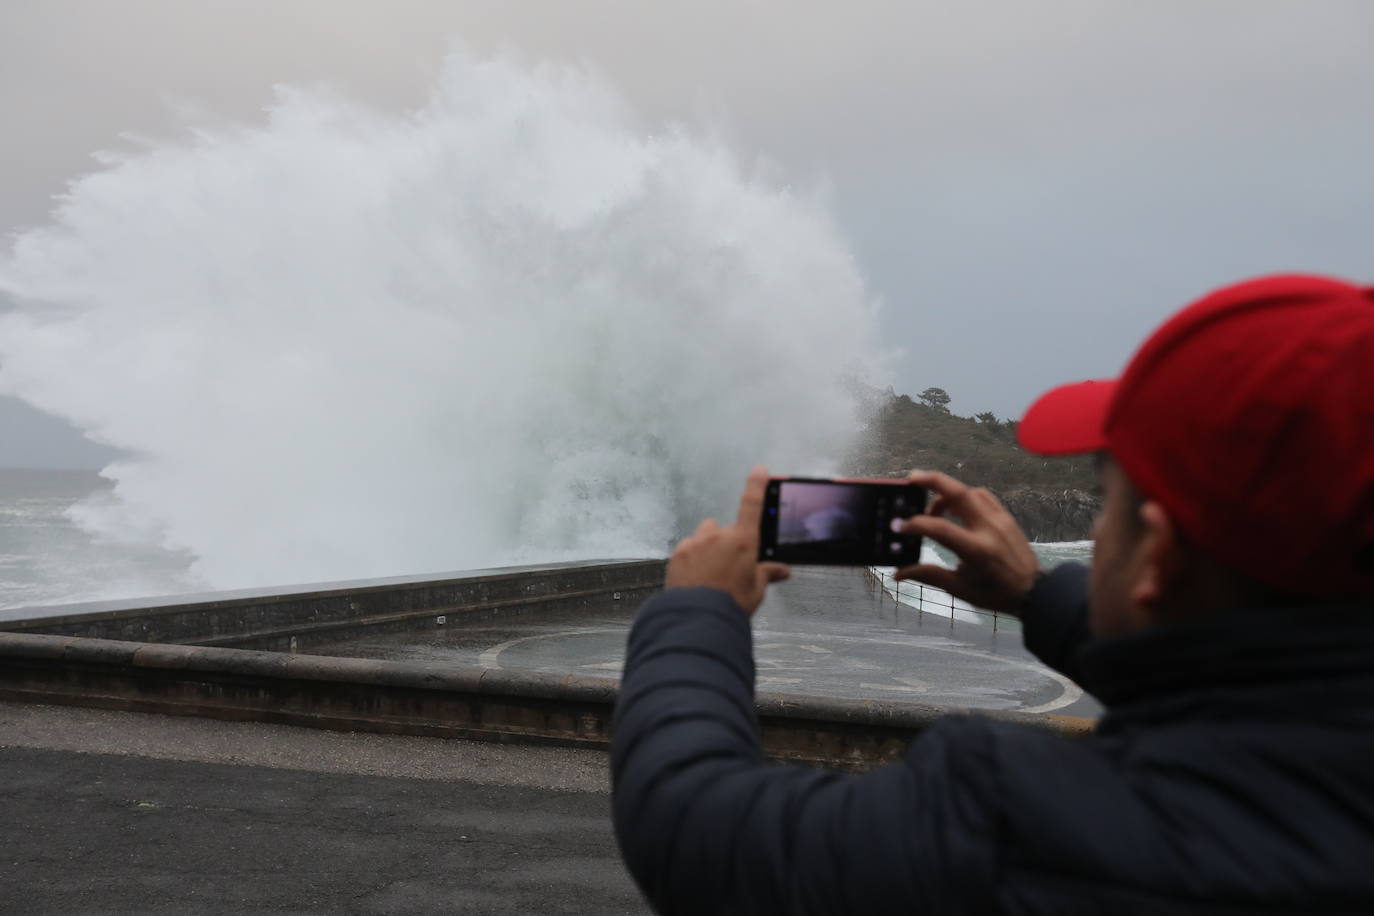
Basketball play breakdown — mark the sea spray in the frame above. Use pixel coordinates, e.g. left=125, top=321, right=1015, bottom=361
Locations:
left=0, top=53, right=888, bottom=593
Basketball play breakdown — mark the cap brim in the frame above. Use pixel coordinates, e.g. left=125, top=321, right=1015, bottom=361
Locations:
left=1018, top=379, right=1117, bottom=456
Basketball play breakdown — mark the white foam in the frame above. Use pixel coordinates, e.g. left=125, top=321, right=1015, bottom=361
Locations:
left=0, top=53, right=886, bottom=590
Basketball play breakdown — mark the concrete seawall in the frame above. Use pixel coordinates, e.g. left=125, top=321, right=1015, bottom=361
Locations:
left=0, top=560, right=664, bottom=651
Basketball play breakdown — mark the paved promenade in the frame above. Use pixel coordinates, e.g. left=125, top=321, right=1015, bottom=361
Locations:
left=317, top=566, right=1099, bottom=718
left=0, top=702, right=645, bottom=915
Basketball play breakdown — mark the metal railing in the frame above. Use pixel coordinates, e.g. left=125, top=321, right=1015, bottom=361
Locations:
left=861, top=567, right=1020, bottom=632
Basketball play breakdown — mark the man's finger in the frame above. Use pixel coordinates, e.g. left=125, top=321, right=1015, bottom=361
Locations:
left=760, top=562, right=791, bottom=584
left=927, top=487, right=1002, bottom=529
left=734, top=465, right=770, bottom=543
left=900, top=514, right=980, bottom=557
left=905, top=469, right=972, bottom=504
left=891, top=563, right=960, bottom=592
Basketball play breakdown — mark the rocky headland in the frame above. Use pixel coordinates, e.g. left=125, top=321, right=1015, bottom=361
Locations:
left=846, top=386, right=1102, bottom=541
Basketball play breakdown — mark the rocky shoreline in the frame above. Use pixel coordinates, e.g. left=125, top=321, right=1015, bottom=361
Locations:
left=993, top=487, right=1100, bottom=542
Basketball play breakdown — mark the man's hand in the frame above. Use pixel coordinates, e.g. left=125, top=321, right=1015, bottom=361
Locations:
left=894, top=470, right=1041, bottom=614
left=665, top=466, right=791, bottom=616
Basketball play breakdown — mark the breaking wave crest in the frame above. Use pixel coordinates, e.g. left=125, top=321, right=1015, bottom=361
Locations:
left=0, top=53, right=886, bottom=592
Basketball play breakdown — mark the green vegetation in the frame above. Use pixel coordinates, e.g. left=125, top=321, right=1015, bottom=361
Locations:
left=846, top=387, right=1097, bottom=492
left=916, top=386, right=952, bottom=413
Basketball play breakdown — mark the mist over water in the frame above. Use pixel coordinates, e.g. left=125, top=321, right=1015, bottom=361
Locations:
left=0, top=54, right=886, bottom=594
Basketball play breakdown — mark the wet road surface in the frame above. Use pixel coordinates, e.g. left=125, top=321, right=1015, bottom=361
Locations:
left=316, top=566, right=1101, bottom=718
left=0, top=703, right=642, bottom=915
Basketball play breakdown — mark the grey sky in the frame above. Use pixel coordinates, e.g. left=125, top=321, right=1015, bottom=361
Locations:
left=4, top=0, right=1374, bottom=467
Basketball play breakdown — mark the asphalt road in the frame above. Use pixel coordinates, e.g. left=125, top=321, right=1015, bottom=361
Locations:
left=0, top=703, right=646, bottom=916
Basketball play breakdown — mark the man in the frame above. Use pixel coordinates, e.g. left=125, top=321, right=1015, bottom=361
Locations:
left=611, top=274, right=1374, bottom=914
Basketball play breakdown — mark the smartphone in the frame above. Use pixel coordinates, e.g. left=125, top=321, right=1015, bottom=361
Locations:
left=758, top=477, right=926, bottom=566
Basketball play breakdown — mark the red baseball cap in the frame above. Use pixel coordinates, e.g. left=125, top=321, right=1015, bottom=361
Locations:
left=1019, top=274, right=1374, bottom=597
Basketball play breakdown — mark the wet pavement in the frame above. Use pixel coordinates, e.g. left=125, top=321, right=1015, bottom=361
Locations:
left=316, top=566, right=1101, bottom=719
left=0, top=703, right=642, bottom=916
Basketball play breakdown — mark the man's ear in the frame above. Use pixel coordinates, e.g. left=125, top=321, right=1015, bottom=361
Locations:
left=1130, top=500, right=1186, bottom=613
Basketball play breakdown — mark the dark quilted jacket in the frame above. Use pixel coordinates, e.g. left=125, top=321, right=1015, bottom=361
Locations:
left=611, top=563, right=1374, bottom=914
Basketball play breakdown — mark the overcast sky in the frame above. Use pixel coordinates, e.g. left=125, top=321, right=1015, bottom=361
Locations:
left=4, top=0, right=1374, bottom=468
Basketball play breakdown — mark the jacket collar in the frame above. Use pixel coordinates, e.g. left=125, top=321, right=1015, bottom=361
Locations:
left=1077, top=601, right=1374, bottom=716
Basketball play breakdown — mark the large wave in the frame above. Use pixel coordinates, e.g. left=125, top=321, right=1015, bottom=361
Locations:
left=0, top=53, right=886, bottom=592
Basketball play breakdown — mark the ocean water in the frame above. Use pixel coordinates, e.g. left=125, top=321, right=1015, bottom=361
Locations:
left=0, top=469, right=196, bottom=609
left=1028, top=540, right=1095, bottom=567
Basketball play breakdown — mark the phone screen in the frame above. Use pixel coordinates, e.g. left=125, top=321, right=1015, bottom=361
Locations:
left=758, top=477, right=925, bottom=566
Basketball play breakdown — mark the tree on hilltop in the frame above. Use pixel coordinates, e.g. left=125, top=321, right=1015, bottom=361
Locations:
left=917, top=387, right=952, bottom=413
